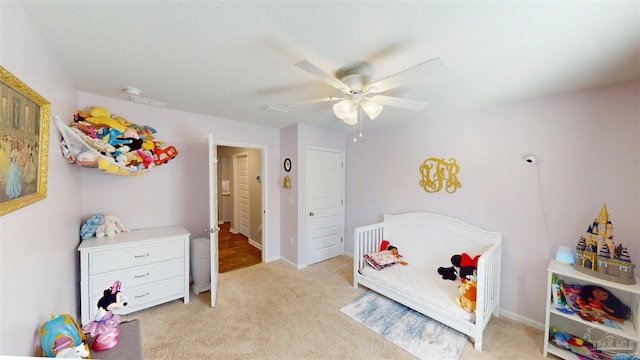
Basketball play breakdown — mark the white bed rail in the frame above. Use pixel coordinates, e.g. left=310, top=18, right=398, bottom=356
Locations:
left=353, top=222, right=384, bottom=288
left=473, top=240, right=501, bottom=349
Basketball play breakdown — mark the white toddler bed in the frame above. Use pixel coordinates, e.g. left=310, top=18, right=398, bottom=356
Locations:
left=353, top=212, right=502, bottom=351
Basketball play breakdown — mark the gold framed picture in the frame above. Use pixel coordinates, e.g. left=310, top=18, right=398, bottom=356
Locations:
left=0, top=66, right=50, bottom=216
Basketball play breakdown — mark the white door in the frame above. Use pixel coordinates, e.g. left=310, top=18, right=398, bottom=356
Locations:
left=237, top=154, right=250, bottom=237
left=208, top=134, right=219, bottom=307
left=306, top=148, right=345, bottom=265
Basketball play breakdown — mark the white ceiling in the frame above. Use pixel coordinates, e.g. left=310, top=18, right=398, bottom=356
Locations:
left=20, top=1, right=640, bottom=132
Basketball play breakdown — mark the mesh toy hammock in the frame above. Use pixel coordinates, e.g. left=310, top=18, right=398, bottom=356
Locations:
left=55, top=115, right=177, bottom=176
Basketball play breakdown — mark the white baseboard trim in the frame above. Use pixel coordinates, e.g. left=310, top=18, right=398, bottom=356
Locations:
left=248, top=238, right=262, bottom=250
left=230, top=228, right=239, bottom=234
left=498, top=308, right=545, bottom=330
left=277, top=257, right=297, bottom=268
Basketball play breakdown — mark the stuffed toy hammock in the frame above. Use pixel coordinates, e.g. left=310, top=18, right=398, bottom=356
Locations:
left=56, top=107, right=178, bottom=176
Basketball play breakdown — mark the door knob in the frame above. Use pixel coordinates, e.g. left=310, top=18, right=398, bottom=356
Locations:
left=309, top=212, right=314, bottom=216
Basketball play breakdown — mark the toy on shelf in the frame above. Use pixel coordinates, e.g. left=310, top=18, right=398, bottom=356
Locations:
left=40, top=314, right=89, bottom=358
left=56, top=106, right=179, bottom=176
left=559, top=281, right=630, bottom=329
left=574, top=203, right=636, bottom=284
left=82, top=280, right=128, bottom=351
left=549, top=327, right=604, bottom=360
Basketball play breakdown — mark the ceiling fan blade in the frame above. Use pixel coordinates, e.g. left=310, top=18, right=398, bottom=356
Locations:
left=369, top=95, right=430, bottom=111
left=295, top=60, right=351, bottom=93
left=367, top=57, right=448, bottom=93
left=282, top=96, right=343, bottom=106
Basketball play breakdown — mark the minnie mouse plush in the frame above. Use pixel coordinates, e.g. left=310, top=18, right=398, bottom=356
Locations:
left=438, top=253, right=480, bottom=281
left=82, top=280, right=128, bottom=351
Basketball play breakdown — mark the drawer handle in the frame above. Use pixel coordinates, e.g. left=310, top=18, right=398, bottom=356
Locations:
left=134, top=253, right=150, bottom=258
left=134, top=273, right=150, bottom=278
left=135, top=292, right=150, bottom=299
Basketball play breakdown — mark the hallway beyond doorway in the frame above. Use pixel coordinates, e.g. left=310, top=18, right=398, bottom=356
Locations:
left=219, top=222, right=261, bottom=273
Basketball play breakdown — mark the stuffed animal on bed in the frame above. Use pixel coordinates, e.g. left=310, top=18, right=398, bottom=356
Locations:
left=455, top=272, right=477, bottom=312
left=364, top=241, right=408, bottom=270
left=437, top=253, right=480, bottom=281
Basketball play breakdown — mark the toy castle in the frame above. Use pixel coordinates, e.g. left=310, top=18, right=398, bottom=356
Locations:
left=574, top=204, right=636, bottom=284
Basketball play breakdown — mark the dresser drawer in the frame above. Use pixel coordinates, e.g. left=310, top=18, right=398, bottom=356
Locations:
left=89, top=277, right=184, bottom=320
left=89, top=258, right=184, bottom=298
left=89, top=240, right=183, bottom=274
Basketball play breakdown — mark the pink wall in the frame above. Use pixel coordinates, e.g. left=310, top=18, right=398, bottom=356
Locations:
left=0, top=2, right=82, bottom=355
left=345, top=80, right=640, bottom=325
left=76, top=92, right=281, bottom=262
left=279, top=125, right=298, bottom=264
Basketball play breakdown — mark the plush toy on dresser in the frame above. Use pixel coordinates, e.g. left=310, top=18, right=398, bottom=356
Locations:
left=95, top=215, right=128, bottom=237
left=79, top=214, right=128, bottom=240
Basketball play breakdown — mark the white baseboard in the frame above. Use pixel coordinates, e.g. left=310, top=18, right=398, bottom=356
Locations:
left=498, top=308, right=545, bottom=330
left=248, top=238, right=262, bottom=250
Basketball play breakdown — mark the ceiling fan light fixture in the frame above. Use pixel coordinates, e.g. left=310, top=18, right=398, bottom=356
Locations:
left=361, top=101, right=383, bottom=120
left=333, top=100, right=352, bottom=120
left=343, top=109, right=358, bottom=125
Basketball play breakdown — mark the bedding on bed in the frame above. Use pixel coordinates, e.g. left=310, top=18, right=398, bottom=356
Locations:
left=359, top=264, right=475, bottom=322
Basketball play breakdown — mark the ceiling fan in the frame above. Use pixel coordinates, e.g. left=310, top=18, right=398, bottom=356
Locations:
left=294, top=57, right=448, bottom=125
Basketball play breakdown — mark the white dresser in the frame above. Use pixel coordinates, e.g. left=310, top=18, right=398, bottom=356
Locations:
left=78, top=226, right=190, bottom=325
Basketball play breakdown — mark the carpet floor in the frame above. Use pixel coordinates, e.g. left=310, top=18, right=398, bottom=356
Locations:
left=122, top=256, right=554, bottom=359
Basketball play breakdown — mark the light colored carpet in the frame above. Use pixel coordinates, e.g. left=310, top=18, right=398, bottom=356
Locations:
left=122, top=256, right=553, bottom=359
left=340, top=291, right=466, bottom=360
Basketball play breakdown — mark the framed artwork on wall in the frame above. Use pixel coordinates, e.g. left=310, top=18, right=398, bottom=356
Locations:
left=0, top=66, right=50, bottom=216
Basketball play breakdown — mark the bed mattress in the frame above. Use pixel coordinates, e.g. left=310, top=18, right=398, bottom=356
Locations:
left=359, top=264, right=474, bottom=322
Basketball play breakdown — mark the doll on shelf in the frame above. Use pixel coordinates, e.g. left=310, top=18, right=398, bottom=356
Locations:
left=579, top=285, right=630, bottom=323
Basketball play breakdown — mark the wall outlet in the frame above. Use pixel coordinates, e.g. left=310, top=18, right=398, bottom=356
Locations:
left=290, top=237, right=294, bottom=246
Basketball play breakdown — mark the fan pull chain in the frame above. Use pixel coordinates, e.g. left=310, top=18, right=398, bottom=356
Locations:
left=353, top=123, right=357, bottom=142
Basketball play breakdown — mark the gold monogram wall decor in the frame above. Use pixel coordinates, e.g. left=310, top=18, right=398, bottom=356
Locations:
left=0, top=66, right=50, bottom=216
left=419, top=158, right=461, bottom=194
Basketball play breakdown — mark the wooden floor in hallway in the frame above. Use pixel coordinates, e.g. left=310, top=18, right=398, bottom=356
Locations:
left=218, top=222, right=262, bottom=273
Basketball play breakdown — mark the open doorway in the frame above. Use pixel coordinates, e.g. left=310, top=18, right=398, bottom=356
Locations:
left=217, top=146, right=263, bottom=273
